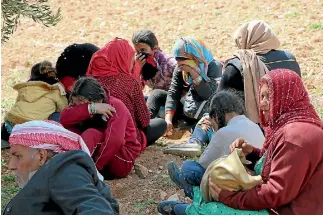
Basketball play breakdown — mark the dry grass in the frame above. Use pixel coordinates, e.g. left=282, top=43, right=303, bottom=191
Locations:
left=1, top=0, right=323, bottom=213
left=1, top=0, right=323, bottom=117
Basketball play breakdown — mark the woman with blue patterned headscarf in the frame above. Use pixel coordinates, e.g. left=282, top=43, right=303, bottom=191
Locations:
left=164, top=37, right=222, bottom=137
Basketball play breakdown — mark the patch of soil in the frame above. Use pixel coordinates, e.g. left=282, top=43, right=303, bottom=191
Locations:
left=1, top=128, right=191, bottom=214
left=107, top=146, right=185, bottom=214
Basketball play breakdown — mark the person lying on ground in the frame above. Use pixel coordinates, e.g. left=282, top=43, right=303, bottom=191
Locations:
left=87, top=37, right=167, bottom=149
left=158, top=68, right=323, bottom=215
left=3, top=120, right=119, bottom=215
left=2, top=61, right=67, bottom=141
left=218, top=20, right=301, bottom=124
left=164, top=37, right=222, bottom=134
left=56, top=43, right=100, bottom=97
left=132, top=29, right=177, bottom=118
left=164, top=91, right=264, bottom=198
left=60, top=77, right=141, bottom=179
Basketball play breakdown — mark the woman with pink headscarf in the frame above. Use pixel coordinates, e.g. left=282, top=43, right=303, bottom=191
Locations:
left=4, top=120, right=119, bottom=215
left=87, top=38, right=167, bottom=150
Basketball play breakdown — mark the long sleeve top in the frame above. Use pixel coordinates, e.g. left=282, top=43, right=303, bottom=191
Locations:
left=218, top=50, right=301, bottom=92
left=199, top=115, right=264, bottom=169
left=60, top=96, right=141, bottom=171
left=142, top=50, right=177, bottom=90
left=165, top=60, right=222, bottom=113
left=219, top=122, right=323, bottom=214
left=97, top=74, right=150, bottom=149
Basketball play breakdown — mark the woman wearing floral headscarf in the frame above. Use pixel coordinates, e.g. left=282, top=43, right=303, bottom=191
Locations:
left=158, top=69, right=323, bottom=215
left=163, top=37, right=222, bottom=156
left=218, top=20, right=301, bottom=124
left=165, top=37, right=222, bottom=130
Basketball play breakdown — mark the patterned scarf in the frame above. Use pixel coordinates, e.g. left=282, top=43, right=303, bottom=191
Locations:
left=226, top=20, right=281, bottom=123
left=9, top=120, right=104, bottom=180
left=259, top=69, right=323, bottom=180
left=173, top=37, right=214, bottom=84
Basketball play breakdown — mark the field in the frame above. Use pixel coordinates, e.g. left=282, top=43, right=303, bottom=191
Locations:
left=1, top=0, right=322, bottom=214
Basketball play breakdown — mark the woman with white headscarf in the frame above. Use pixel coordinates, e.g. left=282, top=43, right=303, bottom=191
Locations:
left=218, top=20, right=301, bottom=124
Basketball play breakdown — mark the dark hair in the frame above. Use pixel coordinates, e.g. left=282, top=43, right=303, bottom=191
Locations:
left=69, top=77, right=107, bottom=103
left=56, top=43, right=100, bottom=79
left=209, top=91, right=245, bottom=129
left=132, top=30, right=158, bottom=49
left=29, top=61, right=58, bottom=85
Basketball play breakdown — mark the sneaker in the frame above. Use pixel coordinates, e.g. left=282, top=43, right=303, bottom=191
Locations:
left=168, top=162, right=193, bottom=198
left=163, top=142, right=201, bottom=157
left=157, top=201, right=186, bottom=215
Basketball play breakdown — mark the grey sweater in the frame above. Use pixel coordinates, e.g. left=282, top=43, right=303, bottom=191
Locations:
left=199, top=115, right=265, bottom=169
left=3, top=150, right=119, bottom=215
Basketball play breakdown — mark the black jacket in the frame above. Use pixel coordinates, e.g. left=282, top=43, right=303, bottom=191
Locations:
left=3, top=150, right=119, bottom=215
left=218, top=49, right=301, bottom=92
left=165, top=60, right=222, bottom=113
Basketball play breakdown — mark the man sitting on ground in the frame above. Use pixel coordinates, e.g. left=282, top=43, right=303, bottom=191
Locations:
left=3, top=120, right=119, bottom=215
left=166, top=91, right=264, bottom=198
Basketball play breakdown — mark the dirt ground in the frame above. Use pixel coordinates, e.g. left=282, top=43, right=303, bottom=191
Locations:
left=1, top=0, right=322, bottom=214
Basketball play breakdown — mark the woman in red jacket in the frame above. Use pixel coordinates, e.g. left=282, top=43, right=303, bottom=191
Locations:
left=86, top=37, right=167, bottom=151
left=60, top=77, right=141, bottom=179
left=158, top=69, right=323, bottom=215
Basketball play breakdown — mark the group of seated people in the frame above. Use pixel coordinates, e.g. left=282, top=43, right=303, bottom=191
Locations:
left=1, top=20, right=323, bottom=215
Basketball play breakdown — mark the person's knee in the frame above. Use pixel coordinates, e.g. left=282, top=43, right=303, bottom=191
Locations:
left=183, top=103, right=197, bottom=120
left=152, top=118, right=167, bottom=137
left=182, top=160, right=205, bottom=182
left=82, top=128, right=104, bottom=142
left=147, top=89, right=167, bottom=101
left=182, top=160, right=200, bottom=172
left=159, top=118, right=167, bottom=133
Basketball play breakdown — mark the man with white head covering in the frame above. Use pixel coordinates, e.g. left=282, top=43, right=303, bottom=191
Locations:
left=3, top=120, right=119, bottom=215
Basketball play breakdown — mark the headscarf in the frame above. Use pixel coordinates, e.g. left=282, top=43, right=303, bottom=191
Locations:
left=9, top=120, right=104, bottom=180
left=173, top=37, right=214, bottom=84
left=259, top=69, right=323, bottom=179
left=227, top=20, right=281, bottom=123
left=86, top=38, right=141, bottom=79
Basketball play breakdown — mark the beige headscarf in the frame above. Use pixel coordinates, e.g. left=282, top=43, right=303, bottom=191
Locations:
left=228, top=20, right=280, bottom=123
left=200, top=149, right=263, bottom=202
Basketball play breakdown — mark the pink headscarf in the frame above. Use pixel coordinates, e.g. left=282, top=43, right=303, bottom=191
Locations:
left=259, top=69, right=323, bottom=181
left=9, top=120, right=89, bottom=153
left=9, top=120, right=104, bottom=180
left=87, top=38, right=141, bottom=80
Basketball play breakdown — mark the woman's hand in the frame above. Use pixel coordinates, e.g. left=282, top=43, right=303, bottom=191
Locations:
left=229, top=138, right=254, bottom=155
left=94, top=103, right=116, bottom=119
left=209, top=177, right=222, bottom=201
left=135, top=53, right=146, bottom=68
left=165, top=113, right=174, bottom=135
left=179, top=65, right=200, bottom=80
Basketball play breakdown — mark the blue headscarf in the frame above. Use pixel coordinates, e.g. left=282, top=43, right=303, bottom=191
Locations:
left=173, top=37, right=214, bottom=82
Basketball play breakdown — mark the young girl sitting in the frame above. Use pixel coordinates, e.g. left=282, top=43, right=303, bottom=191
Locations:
left=60, top=77, right=142, bottom=179
left=1, top=61, right=68, bottom=141
left=132, top=30, right=177, bottom=119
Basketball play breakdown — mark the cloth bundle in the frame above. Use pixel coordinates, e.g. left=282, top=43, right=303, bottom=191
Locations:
left=200, top=148, right=262, bottom=202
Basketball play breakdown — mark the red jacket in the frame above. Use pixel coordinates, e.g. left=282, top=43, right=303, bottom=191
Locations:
left=219, top=122, right=323, bottom=214
left=97, top=74, right=150, bottom=150
left=60, top=96, right=141, bottom=177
